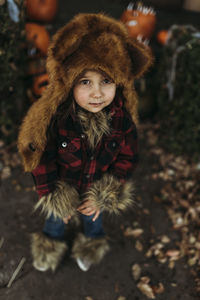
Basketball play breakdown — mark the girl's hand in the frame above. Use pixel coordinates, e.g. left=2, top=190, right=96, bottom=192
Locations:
left=77, top=199, right=100, bottom=221
left=63, top=215, right=72, bottom=224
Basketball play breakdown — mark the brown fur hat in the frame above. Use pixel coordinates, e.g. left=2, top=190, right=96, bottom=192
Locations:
left=18, top=13, right=153, bottom=172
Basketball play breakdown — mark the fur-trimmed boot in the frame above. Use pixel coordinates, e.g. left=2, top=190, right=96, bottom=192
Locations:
left=71, top=233, right=110, bottom=271
left=31, top=232, right=68, bottom=272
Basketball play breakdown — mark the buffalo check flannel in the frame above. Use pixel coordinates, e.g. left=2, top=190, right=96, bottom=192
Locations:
left=32, top=99, right=138, bottom=198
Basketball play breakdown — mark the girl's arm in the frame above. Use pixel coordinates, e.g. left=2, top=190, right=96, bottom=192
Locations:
left=31, top=127, right=80, bottom=219
left=84, top=118, right=138, bottom=215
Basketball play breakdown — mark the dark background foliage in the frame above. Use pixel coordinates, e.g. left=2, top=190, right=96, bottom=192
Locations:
left=156, top=25, right=200, bottom=158
left=0, top=0, right=27, bottom=143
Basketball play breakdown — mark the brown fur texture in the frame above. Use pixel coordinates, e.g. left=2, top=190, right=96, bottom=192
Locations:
left=18, top=13, right=153, bottom=172
left=84, top=174, right=134, bottom=214
left=31, top=232, right=67, bottom=272
left=34, top=181, right=80, bottom=219
left=72, top=233, right=110, bottom=265
left=77, top=108, right=111, bottom=149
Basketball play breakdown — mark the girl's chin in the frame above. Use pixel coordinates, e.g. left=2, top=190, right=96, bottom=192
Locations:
left=87, top=108, right=103, bottom=113
left=85, top=103, right=106, bottom=112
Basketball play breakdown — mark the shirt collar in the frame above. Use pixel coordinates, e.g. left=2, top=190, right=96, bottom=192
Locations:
left=110, top=95, right=123, bottom=116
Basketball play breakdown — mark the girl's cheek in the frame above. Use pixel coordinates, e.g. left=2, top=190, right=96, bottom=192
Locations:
left=106, top=88, right=116, bottom=99
left=103, top=84, right=116, bottom=93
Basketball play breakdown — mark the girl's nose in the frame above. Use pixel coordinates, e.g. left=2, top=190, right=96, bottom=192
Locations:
left=91, top=84, right=103, bottom=98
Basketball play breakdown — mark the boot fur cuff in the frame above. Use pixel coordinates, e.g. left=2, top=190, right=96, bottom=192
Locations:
left=85, top=174, right=135, bottom=214
left=34, top=181, right=80, bottom=219
left=72, top=233, right=110, bottom=265
left=31, top=232, right=67, bottom=272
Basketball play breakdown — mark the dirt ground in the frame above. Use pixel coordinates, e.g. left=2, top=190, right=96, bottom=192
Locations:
left=0, top=1, right=200, bottom=299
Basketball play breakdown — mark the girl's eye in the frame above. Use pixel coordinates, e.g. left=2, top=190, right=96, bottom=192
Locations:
left=80, top=79, right=90, bottom=85
left=103, top=78, right=112, bottom=84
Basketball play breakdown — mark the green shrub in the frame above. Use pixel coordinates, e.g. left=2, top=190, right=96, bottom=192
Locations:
left=157, top=25, right=200, bottom=159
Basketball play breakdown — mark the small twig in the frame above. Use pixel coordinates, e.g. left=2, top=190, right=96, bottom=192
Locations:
left=0, top=237, right=4, bottom=249
left=7, top=257, right=26, bottom=288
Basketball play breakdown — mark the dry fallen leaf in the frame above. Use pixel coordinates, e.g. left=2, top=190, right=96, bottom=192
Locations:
left=160, top=235, right=170, bottom=244
left=132, top=264, right=141, bottom=281
left=137, top=277, right=155, bottom=299
left=146, top=243, right=164, bottom=258
left=157, top=251, right=168, bottom=264
left=152, top=282, right=165, bottom=295
left=188, top=253, right=199, bottom=266
left=168, top=260, right=175, bottom=269
left=15, top=185, right=22, bottom=191
left=171, top=283, right=177, bottom=287
left=166, top=249, right=180, bottom=259
left=135, top=240, right=143, bottom=252
left=1, top=166, right=11, bottom=179
left=189, top=235, right=196, bottom=244
left=195, top=242, right=200, bottom=250
left=124, top=227, right=144, bottom=238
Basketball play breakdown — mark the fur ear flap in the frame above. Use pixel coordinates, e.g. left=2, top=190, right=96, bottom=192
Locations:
left=51, top=25, right=84, bottom=63
left=50, top=14, right=93, bottom=63
left=127, top=40, right=153, bottom=78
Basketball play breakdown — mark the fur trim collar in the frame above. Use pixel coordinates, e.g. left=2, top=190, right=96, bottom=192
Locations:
left=77, top=108, right=111, bottom=149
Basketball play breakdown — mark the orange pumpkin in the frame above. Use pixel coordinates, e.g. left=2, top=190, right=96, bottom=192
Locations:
left=157, top=30, right=169, bottom=45
left=25, top=23, right=50, bottom=56
left=120, top=3, right=135, bottom=23
left=32, top=73, right=49, bottom=98
left=121, top=3, right=156, bottom=40
left=26, top=0, right=58, bottom=22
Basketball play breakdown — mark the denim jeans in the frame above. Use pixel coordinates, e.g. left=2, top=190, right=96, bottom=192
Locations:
left=43, top=213, right=105, bottom=240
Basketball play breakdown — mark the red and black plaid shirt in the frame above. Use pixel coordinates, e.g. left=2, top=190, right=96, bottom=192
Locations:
left=32, top=98, right=138, bottom=198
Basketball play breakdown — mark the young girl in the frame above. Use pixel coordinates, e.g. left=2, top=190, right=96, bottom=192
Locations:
left=18, top=13, right=152, bottom=272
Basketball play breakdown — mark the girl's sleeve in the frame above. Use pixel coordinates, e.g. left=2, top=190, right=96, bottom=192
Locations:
left=32, top=130, right=58, bottom=199
left=31, top=121, right=80, bottom=219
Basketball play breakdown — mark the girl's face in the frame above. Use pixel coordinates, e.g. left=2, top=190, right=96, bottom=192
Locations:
left=73, top=70, right=116, bottom=113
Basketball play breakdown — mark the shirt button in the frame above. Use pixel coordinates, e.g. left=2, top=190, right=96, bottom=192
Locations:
left=29, top=143, right=36, bottom=152
left=81, top=134, right=85, bottom=139
left=90, top=156, right=94, bottom=160
left=62, top=141, right=67, bottom=148
left=112, top=142, right=116, bottom=147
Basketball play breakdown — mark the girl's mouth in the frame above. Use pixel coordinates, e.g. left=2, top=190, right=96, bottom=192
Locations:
left=89, top=102, right=104, bottom=107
